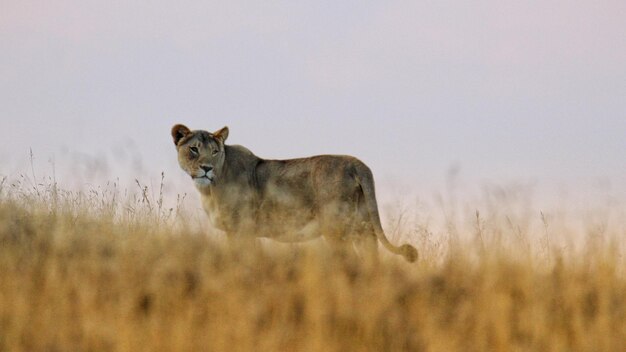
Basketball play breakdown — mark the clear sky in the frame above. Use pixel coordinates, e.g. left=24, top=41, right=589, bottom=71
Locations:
left=1, top=1, right=625, bottom=203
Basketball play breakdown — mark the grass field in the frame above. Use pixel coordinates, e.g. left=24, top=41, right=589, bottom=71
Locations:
left=0, top=176, right=624, bottom=351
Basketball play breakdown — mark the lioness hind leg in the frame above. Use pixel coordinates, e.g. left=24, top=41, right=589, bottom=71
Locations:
left=353, top=233, right=379, bottom=264
left=319, top=201, right=358, bottom=260
left=351, top=194, right=379, bottom=263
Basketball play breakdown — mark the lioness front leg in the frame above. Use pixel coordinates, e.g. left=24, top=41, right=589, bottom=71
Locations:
left=225, top=218, right=259, bottom=252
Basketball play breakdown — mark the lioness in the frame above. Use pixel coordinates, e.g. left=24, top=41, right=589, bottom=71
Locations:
left=171, top=124, right=417, bottom=262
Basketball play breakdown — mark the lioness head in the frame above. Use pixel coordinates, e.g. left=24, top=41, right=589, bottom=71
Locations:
left=171, top=124, right=229, bottom=189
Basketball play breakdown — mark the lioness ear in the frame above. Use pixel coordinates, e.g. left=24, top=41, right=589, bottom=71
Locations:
left=171, top=124, right=191, bottom=146
left=214, top=126, right=229, bottom=144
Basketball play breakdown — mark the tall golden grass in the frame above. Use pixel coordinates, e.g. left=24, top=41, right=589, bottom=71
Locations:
left=0, top=175, right=624, bottom=351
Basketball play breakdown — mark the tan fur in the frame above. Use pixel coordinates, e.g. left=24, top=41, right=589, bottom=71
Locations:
left=172, top=124, right=417, bottom=262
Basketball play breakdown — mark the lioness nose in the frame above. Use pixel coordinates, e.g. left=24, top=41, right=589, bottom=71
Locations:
left=201, top=165, right=213, bottom=173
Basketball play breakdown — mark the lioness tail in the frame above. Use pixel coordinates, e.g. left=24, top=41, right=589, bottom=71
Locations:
left=354, top=163, right=418, bottom=263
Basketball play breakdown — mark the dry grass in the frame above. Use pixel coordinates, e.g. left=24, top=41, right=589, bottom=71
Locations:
left=0, top=175, right=624, bottom=352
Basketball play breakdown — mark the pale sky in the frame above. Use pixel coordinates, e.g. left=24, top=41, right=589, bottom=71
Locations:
left=1, top=1, right=625, bottom=204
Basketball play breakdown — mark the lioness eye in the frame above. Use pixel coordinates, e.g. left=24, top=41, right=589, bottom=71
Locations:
left=190, top=146, right=199, bottom=155
left=212, top=149, right=219, bottom=156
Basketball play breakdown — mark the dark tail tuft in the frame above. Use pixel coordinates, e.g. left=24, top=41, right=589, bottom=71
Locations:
left=401, top=244, right=418, bottom=263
